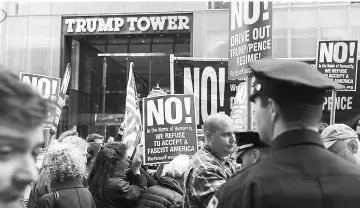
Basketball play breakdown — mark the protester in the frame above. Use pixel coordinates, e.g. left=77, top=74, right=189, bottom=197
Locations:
left=210, top=59, right=360, bottom=208
left=321, top=124, right=360, bottom=166
left=86, top=133, right=105, bottom=144
left=235, top=131, right=270, bottom=170
left=35, top=143, right=95, bottom=208
left=28, top=136, right=88, bottom=208
left=183, top=113, right=236, bottom=208
left=88, top=142, right=147, bottom=208
left=123, top=132, right=158, bottom=187
left=0, top=71, right=48, bottom=208
left=137, top=155, right=190, bottom=208
left=85, top=142, right=101, bottom=179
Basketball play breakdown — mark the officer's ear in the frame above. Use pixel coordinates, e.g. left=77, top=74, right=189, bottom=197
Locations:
left=252, top=149, right=260, bottom=164
left=268, top=98, right=280, bottom=123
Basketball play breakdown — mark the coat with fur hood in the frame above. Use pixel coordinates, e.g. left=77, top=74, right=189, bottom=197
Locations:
left=137, top=165, right=183, bottom=208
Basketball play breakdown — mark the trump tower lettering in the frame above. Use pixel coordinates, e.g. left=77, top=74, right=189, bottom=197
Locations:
left=143, top=94, right=197, bottom=165
left=20, top=73, right=61, bottom=129
left=63, top=14, right=192, bottom=35
left=229, top=1, right=272, bottom=80
left=174, top=60, right=237, bottom=128
left=316, top=40, right=359, bottom=91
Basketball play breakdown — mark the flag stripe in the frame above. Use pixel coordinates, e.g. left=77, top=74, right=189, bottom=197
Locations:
left=123, top=62, right=142, bottom=148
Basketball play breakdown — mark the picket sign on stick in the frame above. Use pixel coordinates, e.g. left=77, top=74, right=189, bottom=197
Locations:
left=330, top=91, right=337, bottom=125
left=246, top=76, right=252, bottom=130
left=316, top=40, right=359, bottom=125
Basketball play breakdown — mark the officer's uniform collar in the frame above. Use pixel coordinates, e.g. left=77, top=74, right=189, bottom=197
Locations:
left=272, top=129, right=325, bottom=151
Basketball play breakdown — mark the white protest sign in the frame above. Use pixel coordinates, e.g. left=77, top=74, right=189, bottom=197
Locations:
left=20, top=73, right=61, bottom=129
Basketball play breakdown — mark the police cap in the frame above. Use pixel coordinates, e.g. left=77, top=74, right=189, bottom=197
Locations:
left=248, top=58, right=344, bottom=104
left=235, top=131, right=269, bottom=163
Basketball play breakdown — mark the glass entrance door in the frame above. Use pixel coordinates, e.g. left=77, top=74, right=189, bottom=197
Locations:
left=98, top=53, right=169, bottom=140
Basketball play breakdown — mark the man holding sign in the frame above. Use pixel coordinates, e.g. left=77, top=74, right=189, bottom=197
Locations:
left=184, top=113, right=236, bottom=208
left=209, top=59, right=360, bottom=208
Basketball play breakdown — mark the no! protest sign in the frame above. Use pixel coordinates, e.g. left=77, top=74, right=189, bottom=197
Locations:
left=20, top=73, right=61, bottom=129
left=316, top=40, right=359, bottom=91
left=143, top=94, right=197, bottom=165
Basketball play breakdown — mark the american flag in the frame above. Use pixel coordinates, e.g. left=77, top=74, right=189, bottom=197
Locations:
left=123, top=62, right=142, bottom=160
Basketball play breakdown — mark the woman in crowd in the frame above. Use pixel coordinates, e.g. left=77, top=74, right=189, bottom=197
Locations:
left=88, top=142, right=147, bottom=208
left=137, top=155, right=190, bottom=208
left=85, top=142, right=102, bottom=179
left=35, top=143, right=95, bottom=208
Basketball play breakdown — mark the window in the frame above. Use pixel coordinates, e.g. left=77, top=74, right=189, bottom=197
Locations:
left=351, top=27, right=360, bottom=55
left=321, top=27, right=349, bottom=40
left=273, top=28, right=288, bottom=58
left=206, top=30, right=228, bottom=58
left=208, top=1, right=229, bottom=9
left=291, top=28, right=317, bottom=58
left=319, top=7, right=348, bottom=28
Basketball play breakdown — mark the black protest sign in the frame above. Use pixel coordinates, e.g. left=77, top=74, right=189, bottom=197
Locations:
left=304, top=60, right=360, bottom=125
left=174, top=60, right=238, bottom=128
left=316, top=40, right=358, bottom=91
left=230, top=82, right=256, bottom=131
left=228, top=1, right=272, bottom=80
left=20, top=73, right=61, bottom=129
left=143, top=94, right=197, bottom=165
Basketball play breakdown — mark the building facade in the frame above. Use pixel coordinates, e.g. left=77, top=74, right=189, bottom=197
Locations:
left=0, top=1, right=359, bottom=138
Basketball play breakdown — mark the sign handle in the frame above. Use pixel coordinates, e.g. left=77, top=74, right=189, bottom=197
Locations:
left=170, top=54, right=174, bottom=94
left=330, top=90, right=337, bottom=125
left=246, top=76, right=252, bottom=130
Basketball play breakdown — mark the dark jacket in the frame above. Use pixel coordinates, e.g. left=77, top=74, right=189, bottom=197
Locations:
left=28, top=168, right=88, bottom=208
left=34, top=178, right=95, bottom=208
left=212, top=129, right=360, bottom=208
left=137, top=173, right=183, bottom=208
left=28, top=168, right=51, bottom=208
left=94, top=173, right=147, bottom=208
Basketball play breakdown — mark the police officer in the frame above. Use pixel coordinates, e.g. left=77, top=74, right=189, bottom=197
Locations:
left=208, top=58, right=360, bottom=208
left=235, top=131, right=270, bottom=170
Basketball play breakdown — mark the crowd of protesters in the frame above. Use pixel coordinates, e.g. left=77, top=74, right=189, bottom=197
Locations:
left=4, top=58, right=360, bottom=208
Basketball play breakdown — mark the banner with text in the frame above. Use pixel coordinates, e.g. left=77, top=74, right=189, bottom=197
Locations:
left=230, top=82, right=256, bottom=131
left=174, top=60, right=239, bottom=128
left=304, top=59, right=360, bottom=126
left=228, top=1, right=272, bottom=80
left=143, top=94, right=197, bottom=165
left=20, top=73, right=61, bottom=129
left=51, top=64, right=71, bottom=133
left=316, top=40, right=358, bottom=91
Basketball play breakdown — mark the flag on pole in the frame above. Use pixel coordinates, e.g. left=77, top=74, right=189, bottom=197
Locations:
left=122, top=62, right=142, bottom=160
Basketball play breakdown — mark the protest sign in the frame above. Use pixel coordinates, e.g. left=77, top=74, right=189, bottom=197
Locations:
left=316, top=40, right=358, bottom=91
left=303, top=59, right=360, bottom=126
left=174, top=60, right=238, bottom=128
left=20, top=73, right=61, bottom=129
left=230, top=82, right=256, bottom=131
left=51, top=64, right=71, bottom=133
left=228, top=1, right=272, bottom=80
left=143, top=94, right=197, bottom=165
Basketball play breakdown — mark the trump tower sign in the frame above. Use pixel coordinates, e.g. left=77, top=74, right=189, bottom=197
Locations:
left=228, top=1, right=272, bottom=80
left=143, top=94, right=197, bottom=165
left=63, top=14, right=193, bottom=35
